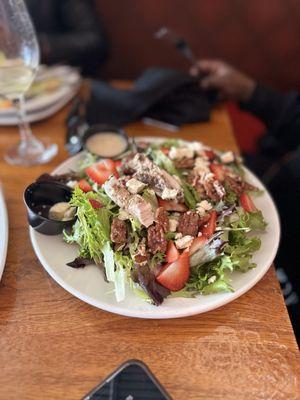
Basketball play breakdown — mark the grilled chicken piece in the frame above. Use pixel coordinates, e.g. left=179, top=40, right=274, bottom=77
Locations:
left=103, top=176, right=154, bottom=227
left=125, top=153, right=184, bottom=202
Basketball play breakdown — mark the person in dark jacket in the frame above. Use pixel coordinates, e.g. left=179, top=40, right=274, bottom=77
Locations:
left=25, top=0, right=108, bottom=76
left=191, top=60, right=300, bottom=341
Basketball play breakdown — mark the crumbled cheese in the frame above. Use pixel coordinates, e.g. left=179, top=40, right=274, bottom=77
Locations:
left=175, top=235, right=194, bottom=249
left=213, top=180, right=226, bottom=198
left=161, top=187, right=178, bottom=200
left=169, top=218, right=178, bottom=232
left=208, top=275, right=217, bottom=284
left=200, top=172, right=215, bottom=184
left=194, top=157, right=210, bottom=174
left=186, top=141, right=204, bottom=154
left=169, top=146, right=194, bottom=160
left=126, top=178, right=146, bottom=194
left=220, top=151, right=234, bottom=164
left=175, top=232, right=182, bottom=240
left=196, top=200, right=212, bottom=216
left=66, top=180, right=78, bottom=189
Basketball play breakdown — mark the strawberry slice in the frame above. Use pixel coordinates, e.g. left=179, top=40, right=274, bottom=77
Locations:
left=210, top=163, right=226, bottom=181
left=240, top=192, right=257, bottom=212
left=97, top=159, right=116, bottom=172
left=166, top=241, right=179, bottom=263
left=189, top=236, right=207, bottom=255
left=158, top=198, right=188, bottom=212
left=161, top=147, right=169, bottom=155
left=201, top=210, right=217, bottom=238
left=85, top=165, right=112, bottom=185
left=78, top=179, right=92, bottom=193
left=204, top=150, right=216, bottom=161
left=114, top=160, right=122, bottom=169
left=156, top=251, right=190, bottom=291
left=89, top=199, right=103, bottom=209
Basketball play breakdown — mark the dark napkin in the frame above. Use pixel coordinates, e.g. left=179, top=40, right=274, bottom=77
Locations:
left=86, top=67, right=216, bottom=126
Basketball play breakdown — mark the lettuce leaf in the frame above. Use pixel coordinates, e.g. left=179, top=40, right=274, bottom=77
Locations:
left=226, top=208, right=267, bottom=232
left=64, top=187, right=111, bottom=261
left=244, top=211, right=267, bottom=231
left=160, top=139, right=182, bottom=148
left=113, top=252, right=134, bottom=302
left=78, top=152, right=97, bottom=171
left=187, top=255, right=234, bottom=294
left=150, top=251, right=165, bottom=270
left=165, top=232, right=176, bottom=240
left=102, top=242, right=115, bottom=281
left=224, top=231, right=261, bottom=272
left=150, top=149, right=178, bottom=176
left=182, top=182, right=197, bottom=209
left=129, top=216, right=142, bottom=233
left=223, top=183, right=238, bottom=205
left=150, top=139, right=182, bottom=149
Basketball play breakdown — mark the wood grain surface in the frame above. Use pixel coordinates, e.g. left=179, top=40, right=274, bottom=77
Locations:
left=0, top=99, right=299, bottom=400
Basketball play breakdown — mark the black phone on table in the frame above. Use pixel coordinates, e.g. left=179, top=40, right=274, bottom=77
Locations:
left=82, top=359, right=172, bottom=400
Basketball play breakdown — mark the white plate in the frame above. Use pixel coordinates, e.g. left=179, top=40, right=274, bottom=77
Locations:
left=0, top=184, right=9, bottom=282
left=0, top=65, right=80, bottom=125
left=0, top=90, right=78, bottom=125
left=29, top=138, right=280, bottom=318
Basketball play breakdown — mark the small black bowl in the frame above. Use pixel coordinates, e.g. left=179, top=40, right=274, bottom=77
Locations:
left=81, top=124, right=129, bottom=158
left=24, top=181, right=76, bottom=235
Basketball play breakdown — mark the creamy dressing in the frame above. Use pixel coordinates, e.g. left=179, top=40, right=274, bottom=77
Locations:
left=86, top=132, right=127, bottom=157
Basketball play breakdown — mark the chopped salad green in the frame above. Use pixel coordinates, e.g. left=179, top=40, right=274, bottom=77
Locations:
left=60, top=138, right=267, bottom=305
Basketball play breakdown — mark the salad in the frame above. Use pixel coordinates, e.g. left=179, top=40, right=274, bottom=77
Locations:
left=40, top=139, right=267, bottom=306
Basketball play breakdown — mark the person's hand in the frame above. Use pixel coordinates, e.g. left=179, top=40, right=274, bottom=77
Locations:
left=190, top=60, right=255, bottom=102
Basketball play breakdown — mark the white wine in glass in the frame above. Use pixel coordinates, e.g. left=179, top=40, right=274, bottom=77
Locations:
left=0, top=0, right=57, bottom=165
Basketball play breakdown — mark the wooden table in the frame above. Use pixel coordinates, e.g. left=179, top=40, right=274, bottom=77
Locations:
left=0, top=102, right=299, bottom=400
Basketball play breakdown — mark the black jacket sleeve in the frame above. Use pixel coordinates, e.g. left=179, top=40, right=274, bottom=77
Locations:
left=240, top=83, right=300, bottom=154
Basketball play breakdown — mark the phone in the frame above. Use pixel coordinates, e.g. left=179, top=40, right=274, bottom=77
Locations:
left=82, top=359, right=172, bottom=400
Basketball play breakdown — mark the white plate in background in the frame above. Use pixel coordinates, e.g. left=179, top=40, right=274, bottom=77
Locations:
left=0, top=89, right=78, bottom=125
left=0, top=184, right=8, bottom=282
left=29, top=138, right=280, bottom=318
left=0, top=65, right=80, bottom=125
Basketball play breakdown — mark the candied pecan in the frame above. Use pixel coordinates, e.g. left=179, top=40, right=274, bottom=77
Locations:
left=133, top=239, right=148, bottom=265
left=225, top=175, right=257, bottom=196
left=155, top=207, right=169, bottom=232
left=110, top=218, right=127, bottom=244
left=174, top=158, right=195, bottom=169
left=178, top=211, right=199, bottom=237
left=205, top=179, right=225, bottom=202
left=133, top=254, right=148, bottom=265
left=198, top=213, right=211, bottom=229
left=147, top=224, right=167, bottom=254
left=193, top=175, right=225, bottom=202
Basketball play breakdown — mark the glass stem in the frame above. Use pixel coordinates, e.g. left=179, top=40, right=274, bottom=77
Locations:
left=13, top=95, right=40, bottom=145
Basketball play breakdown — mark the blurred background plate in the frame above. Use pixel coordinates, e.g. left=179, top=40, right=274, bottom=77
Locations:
left=0, top=184, right=8, bottom=282
left=0, top=65, right=81, bottom=125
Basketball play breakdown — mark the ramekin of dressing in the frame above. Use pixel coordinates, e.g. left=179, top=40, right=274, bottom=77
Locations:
left=82, top=125, right=129, bottom=158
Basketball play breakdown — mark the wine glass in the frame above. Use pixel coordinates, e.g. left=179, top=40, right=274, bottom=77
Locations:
left=0, top=0, right=57, bottom=165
